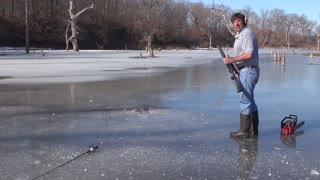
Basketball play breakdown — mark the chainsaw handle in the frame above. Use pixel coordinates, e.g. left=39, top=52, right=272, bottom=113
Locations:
left=281, top=117, right=290, bottom=128
left=289, top=114, right=297, bottom=119
left=281, top=115, right=298, bottom=128
left=289, top=114, right=298, bottom=125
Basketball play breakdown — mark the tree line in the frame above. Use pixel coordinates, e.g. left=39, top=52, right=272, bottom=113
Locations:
left=0, top=0, right=319, bottom=52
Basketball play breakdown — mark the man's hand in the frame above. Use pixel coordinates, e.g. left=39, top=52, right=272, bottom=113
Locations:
left=223, top=55, right=233, bottom=65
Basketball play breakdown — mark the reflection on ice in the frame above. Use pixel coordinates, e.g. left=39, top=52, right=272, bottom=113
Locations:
left=280, top=131, right=304, bottom=147
left=230, top=137, right=258, bottom=180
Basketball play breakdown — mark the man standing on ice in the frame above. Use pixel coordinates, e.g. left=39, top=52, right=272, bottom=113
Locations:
left=222, top=12, right=260, bottom=138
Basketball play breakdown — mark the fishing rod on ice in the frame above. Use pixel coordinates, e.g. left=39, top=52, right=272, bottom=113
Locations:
left=31, top=144, right=98, bottom=180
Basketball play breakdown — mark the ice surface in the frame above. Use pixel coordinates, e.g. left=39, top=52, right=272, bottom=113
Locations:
left=0, top=48, right=320, bottom=179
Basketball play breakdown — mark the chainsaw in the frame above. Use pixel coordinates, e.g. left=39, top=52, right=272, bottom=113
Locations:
left=281, top=114, right=305, bottom=135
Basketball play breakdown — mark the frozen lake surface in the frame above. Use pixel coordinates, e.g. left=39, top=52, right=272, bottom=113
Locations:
left=0, top=49, right=320, bottom=179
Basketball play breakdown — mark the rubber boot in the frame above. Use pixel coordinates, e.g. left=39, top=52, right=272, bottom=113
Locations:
left=250, top=112, right=259, bottom=135
left=230, top=113, right=251, bottom=138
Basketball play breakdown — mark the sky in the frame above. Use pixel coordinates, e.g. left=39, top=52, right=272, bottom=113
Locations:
left=190, top=0, right=320, bottom=22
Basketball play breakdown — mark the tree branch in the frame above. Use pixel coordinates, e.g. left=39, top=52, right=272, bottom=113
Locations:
left=69, top=1, right=74, bottom=19
left=211, top=5, right=235, bottom=36
left=74, top=4, right=94, bottom=18
left=65, top=21, right=71, bottom=51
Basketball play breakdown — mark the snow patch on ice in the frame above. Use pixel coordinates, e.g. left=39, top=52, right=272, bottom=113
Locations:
left=311, top=169, right=320, bottom=175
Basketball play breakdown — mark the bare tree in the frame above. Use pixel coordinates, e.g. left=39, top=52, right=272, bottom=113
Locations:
left=211, top=4, right=235, bottom=36
left=240, top=6, right=259, bottom=35
left=259, top=9, right=271, bottom=48
left=295, top=15, right=316, bottom=48
left=283, top=14, right=299, bottom=49
left=142, top=0, right=157, bottom=57
left=135, top=0, right=172, bottom=57
left=161, top=1, right=190, bottom=45
left=316, top=25, right=320, bottom=51
left=283, top=14, right=292, bottom=49
left=191, top=4, right=217, bottom=50
left=66, top=0, right=93, bottom=51
left=25, top=0, right=29, bottom=54
left=269, top=8, right=287, bottom=47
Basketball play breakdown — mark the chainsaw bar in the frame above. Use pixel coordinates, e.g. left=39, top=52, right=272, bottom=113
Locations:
left=295, top=121, right=305, bottom=131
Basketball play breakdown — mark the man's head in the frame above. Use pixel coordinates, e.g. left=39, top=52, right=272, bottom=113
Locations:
left=231, top=13, right=247, bottom=32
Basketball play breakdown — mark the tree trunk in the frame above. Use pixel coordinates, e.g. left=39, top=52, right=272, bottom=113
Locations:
left=70, top=20, right=79, bottom=51
left=147, top=34, right=154, bottom=57
left=261, top=30, right=270, bottom=49
left=286, top=27, right=291, bottom=50
left=317, top=32, right=320, bottom=51
left=66, top=22, right=70, bottom=51
left=11, top=0, right=15, bottom=16
left=209, top=35, right=212, bottom=50
left=25, top=0, right=29, bottom=54
left=66, top=0, right=93, bottom=52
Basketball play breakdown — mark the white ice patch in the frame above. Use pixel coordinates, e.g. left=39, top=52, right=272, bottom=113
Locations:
left=274, top=147, right=281, bottom=151
left=33, top=160, right=41, bottom=165
left=311, top=169, right=320, bottom=175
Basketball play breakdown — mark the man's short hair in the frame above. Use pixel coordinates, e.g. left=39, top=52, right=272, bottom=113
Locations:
left=231, top=13, right=247, bottom=25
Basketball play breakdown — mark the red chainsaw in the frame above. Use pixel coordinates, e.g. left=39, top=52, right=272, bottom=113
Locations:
left=281, top=115, right=305, bottom=135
